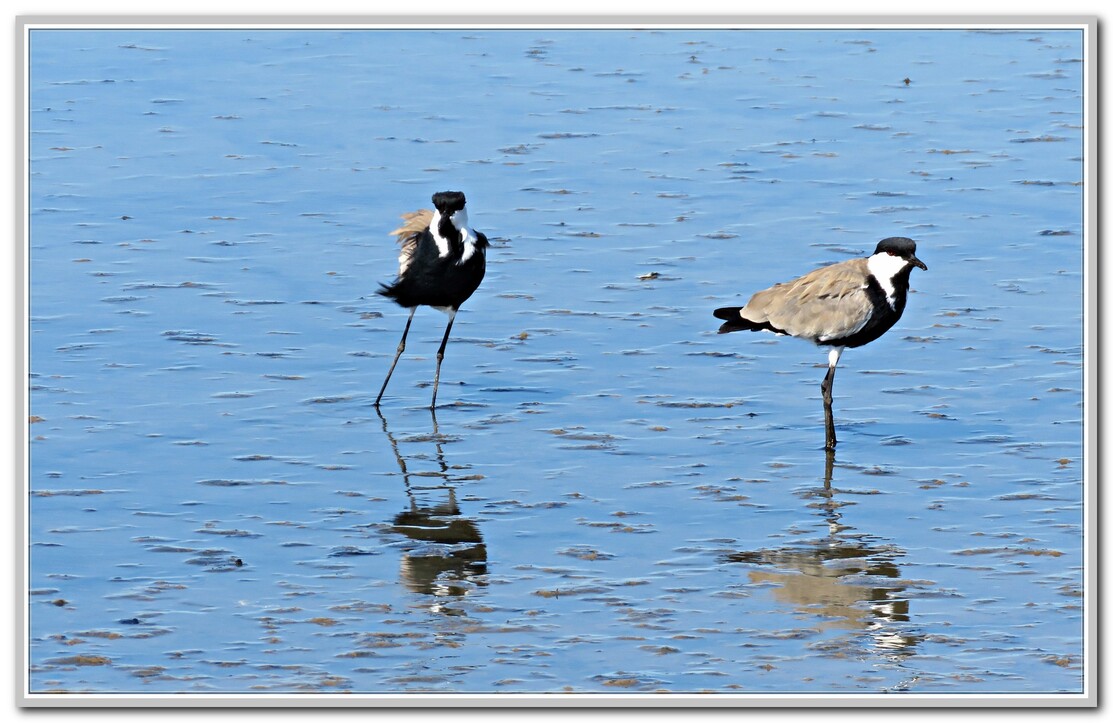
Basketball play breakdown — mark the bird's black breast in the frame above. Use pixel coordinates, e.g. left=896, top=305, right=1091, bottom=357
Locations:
left=825, top=272, right=910, bottom=349
left=378, top=230, right=487, bottom=310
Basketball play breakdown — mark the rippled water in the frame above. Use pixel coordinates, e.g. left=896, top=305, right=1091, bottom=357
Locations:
left=27, top=26, right=1086, bottom=699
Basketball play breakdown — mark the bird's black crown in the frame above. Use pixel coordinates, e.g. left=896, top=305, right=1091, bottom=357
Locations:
left=874, top=236, right=917, bottom=258
left=432, top=191, right=467, bottom=215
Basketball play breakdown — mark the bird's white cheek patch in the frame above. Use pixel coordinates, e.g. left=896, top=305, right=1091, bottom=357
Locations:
left=867, top=253, right=909, bottom=308
left=450, top=209, right=477, bottom=264
left=430, top=210, right=451, bottom=258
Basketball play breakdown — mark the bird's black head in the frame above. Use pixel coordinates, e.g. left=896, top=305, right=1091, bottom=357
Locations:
left=874, top=236, right=927, bottom=271
left=432, top=191, right=468, bottom=215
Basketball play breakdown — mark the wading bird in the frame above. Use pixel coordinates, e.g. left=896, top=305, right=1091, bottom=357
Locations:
left=375, top=191, right=488, bottom=408
left=713, top=237, right=927, bottom=450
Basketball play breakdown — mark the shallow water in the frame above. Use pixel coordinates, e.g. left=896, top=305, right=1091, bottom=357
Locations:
left=27, top=27, right=1085, bottom=697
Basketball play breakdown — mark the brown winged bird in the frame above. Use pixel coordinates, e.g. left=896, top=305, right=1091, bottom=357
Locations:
left=714, top=237, right=926, bottom=450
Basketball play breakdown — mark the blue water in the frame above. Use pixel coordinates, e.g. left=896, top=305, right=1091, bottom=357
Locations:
left=27, top=27, right=1085, bottom=697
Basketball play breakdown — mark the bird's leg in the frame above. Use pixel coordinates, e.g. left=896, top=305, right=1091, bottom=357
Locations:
left=821, top=347, right=843, bottom=451
left=430, top=309, right=457, bottom=409
left=375, top=307, right=416, bottom=407
left=822, top=366, right=836, bottom=450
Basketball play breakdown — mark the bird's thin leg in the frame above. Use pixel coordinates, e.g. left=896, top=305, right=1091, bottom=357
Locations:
left=821, top=347, right=843, bottom=451
left=430, top=309, right=457, bottom=409
left=375, top=307, right=416, bottom=407
left=822, top=366, right=836, bottom=450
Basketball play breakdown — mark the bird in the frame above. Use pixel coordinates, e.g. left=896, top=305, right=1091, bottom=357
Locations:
left=713, top=237, right=927, bottom=450
left=374, top=191, right=489, bottom=408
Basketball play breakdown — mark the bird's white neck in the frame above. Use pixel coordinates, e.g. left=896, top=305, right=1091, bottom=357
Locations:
left=866, top=252, right=910, bottom=308
left=431, top=208, right=477, bottom=263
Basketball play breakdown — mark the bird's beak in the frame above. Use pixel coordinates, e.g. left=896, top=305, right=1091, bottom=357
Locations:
left=910, top=255, right=927, bottom=271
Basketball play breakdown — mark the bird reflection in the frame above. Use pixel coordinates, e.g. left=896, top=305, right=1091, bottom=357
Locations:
left=725, top=450, right=921, bottom=656
left=376, top=407, right=487, bottom=612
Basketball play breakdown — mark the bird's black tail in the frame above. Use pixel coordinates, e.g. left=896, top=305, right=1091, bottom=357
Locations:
left=713, top=306, right=772, bottom=335
left=377, top=280, right=415, bottom=307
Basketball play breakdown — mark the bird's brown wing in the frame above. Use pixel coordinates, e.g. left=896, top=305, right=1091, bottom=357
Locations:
left=743, top=259, right=875, bottom=342
left=389, top=209, right=434, bottom=276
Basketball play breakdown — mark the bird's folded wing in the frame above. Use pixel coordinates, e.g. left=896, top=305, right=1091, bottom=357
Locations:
left=390, top=208, right=434, bottom=276
left=746, top=260, right=873, bottom=340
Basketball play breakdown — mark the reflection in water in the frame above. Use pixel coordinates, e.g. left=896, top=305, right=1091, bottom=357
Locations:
left=725, top=451, right=921, bottom=657
left=377, top=408, right=487, bottom=613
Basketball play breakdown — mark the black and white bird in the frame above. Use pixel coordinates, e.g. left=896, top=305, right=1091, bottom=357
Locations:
left=713, top=237, right=927, bottom=450
left=374, top=191, right=489, bottom=408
